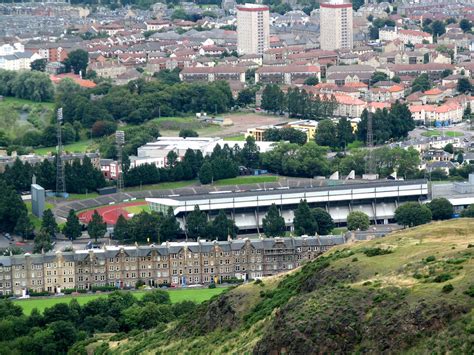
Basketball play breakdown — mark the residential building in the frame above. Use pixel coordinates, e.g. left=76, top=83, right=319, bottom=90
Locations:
left=255, top=65, right=321, bottom=85
left=0, top=236, right=345, bottom=295
left=319, top=0, right=353, bottom=51
left=237, top=4, right=270, bottom=55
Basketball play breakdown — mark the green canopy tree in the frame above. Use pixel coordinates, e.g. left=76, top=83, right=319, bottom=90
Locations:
left=336, top=117, right=355, bottom=149
left=461, top=204, right=474, bottom=217
left=186, top=205, right=207, bottom=240
left=63, top=49, right=89, bottom=76
left=0, top=180, right=27, bottom=233
left=208, top=210, right=238, bottom=241
left=457, top=78, right=472, bottom=93
left=315, top=119, right=337, bottom=148
left=114, top=215, right=129, bottom=242
left=198, top=160, right=213, bottom=184
left=347, top=211, right=370, bottom=231
left=33, top=230, right=53, bottom=253
left=63, top=209, right=82, bottom=240
left=411, top=73, right=431, bottom=93
left=427, top=198, right=454, bottom=220
left=293, top=199, right=317, bottom=236
left=41, top=209, right=59, bottom=238
left=30, top=58, right=47, bottom=72
left=159, top=207, right=182, bottom=242
left=262, top=203, right=286, bottom=237
left=395, top=202, right=432, bottom=227
left=14, top=212, right=34, bottom=240
left=88, top=210, right=107, bottom=242
left=312, top=208, right=335, bottom=235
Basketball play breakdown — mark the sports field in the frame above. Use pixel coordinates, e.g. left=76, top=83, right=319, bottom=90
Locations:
left=14, top=287, right=227, bottom=315
left=77, top=201, right=148, bottom=225
left=421, top=130, right=464, bottom=138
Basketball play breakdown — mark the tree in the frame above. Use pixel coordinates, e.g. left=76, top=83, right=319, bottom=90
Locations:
left=444, top=143, right=454, bottom=154
left=159, top=207, right=182, bottom=242
left=41, top=209, right=58, bottom=238
left=304, top=76, right=319, bottom=86
left=63, top=49, right=89, bottom=76
left=0, top=180, right=27, bottom=233
left=457, top=78, right=471, bottom=94
left=141, top=290, right=171, bottom=305
left=293, top=200, right=317, bottom=236
left=315, top=119, right=337, bottom=148
left=395, top=202, right=432, bottom=227
left=461, top=204, right=474, bottom=217
left=240, top=136, right=260, bottom=169
left=30, top=58, right=47, bottom=72
left=431, top=20, right=446, bottom=37
left=113, top=215, right=129, bottom=242
left=14, top=212, right=34, bottom=240
left=460, top=19, right=471, bottom=32
left=63, top=209, right=82, bottom=240
left=427, top=198, right=453, bottom=220
left=370, top=71, right=388, bottom=85
left=262, top=204, right=286, bottom=237
left=186, top=205, right=208, bottom=240
left=33, top=229, right=53, bottom=253
left=312, top=208, right=335, bottom=235
left=347, top=211, right=370, bottom=231
left=87, top=210, right=106, bottom=242
left=261, top=84, right=284, bottom=113
left=179, top=129, right=199, bottom=138
left=411, top=73, right=431, bottom=93
left=336, top=117, right=354, bottom=149
left=237, top=88, right=255, bottom=106
left=198, top=160, right=213, bottom=184
left=208, top=210, right=238, bottom=241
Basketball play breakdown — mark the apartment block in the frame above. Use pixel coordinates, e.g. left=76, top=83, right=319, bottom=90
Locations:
left=320, top=0, right=353, bottom=51
left=237, top=4, right=270, bottom=55
left=0, top=236, right=345, bottom=296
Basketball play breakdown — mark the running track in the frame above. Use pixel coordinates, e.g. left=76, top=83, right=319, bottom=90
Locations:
left=78, top=201, right=147, bottom=225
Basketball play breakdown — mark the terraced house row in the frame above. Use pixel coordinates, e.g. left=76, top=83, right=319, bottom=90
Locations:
left=0, top=235, right=345, bottom=296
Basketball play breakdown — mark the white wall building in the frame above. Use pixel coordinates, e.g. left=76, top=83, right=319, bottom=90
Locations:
left=237, top=3, right=270, bottom=55
left=131, top=137, right=277, bottom=168
left=319, top=0, right=353, bottom=51
left=0, top=43, right=42, bottom=71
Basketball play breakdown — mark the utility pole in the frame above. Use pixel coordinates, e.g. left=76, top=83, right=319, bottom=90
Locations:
left=365, top=100, right=376, bottom=176
left=56, top=108, right=66, bottom=197
left=116, top=131, right=125, bottom=194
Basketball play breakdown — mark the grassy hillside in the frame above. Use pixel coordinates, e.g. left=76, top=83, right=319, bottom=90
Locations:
left=104, top=220, right=474, bottom=353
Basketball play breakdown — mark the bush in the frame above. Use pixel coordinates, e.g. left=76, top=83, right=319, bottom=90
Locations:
left=208, top=283, right=216, bottom=289
left=433, top=273, right=453, bottom=283
left=464, top=285, right=474, bottom=297
left=91, top=285, right=118, bottom=292
left=442, top=284, right=454, bottom=293
left=347, top=211, right=370, bottom=231
left=425, top=256, right=436, bottom=262
left=363, top=247, right=393, bottom=257
left=28, top=290, right=50, bottom=297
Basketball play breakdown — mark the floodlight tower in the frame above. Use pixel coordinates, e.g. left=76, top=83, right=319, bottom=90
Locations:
left=116, top=130, right=125, bottom=192
left=55, top=108, right=66, bottom=196
left=365, top=100, right=376, bottom=176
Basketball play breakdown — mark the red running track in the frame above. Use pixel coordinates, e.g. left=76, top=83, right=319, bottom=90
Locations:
left=78, top=201, right=147, bottom=225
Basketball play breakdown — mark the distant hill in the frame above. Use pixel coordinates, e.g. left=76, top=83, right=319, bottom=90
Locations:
left=106, top=220, right=474, bottom=353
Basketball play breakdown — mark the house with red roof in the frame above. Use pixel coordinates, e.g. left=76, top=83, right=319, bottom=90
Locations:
left=50, top=73, right=96, bottom=88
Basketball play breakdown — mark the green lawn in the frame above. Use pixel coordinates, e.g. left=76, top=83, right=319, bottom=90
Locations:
left=67, top=192, right=100, bottom=200
left=34, top=140, right=95, bottom=156
left=223, top=134, right=246, bottom=141
left=124, top=204, right=150, bottom=214
left=15, top=287, right=227, bottom=315
left=150, top=116, right=222, bottom=136
left=124, top=180, right=196, bottom=192
left=421, top=130, right=464, bottom=138
left=25, top=201, right=54, bottom=229
left=213, top=175, right=278, bottom=186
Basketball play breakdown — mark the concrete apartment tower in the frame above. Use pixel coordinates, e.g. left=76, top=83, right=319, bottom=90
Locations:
left=237, top=3, right=270, bottom=55
left=320, top=0, right=353, bottom=51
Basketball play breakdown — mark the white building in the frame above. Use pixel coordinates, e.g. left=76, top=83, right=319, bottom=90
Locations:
left=131, top=137, right=277, bottom=168
left=319, top=0, right=353, bottom=51
left=0, top=43, right=42, bottom=71
left=237, top=3, right=270, bottom=55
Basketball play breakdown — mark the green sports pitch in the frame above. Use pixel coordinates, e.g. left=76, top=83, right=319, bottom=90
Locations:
left=14, top=287, right=227, bottom=315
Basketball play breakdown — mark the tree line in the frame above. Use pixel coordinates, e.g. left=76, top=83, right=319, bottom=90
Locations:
left=0, top=70, right=54, bottom=102
left=0, top=156, right=106, bottom=193
left=260, top=84, right=338, bottom=120
left=0, top=290, right=197, bottom=354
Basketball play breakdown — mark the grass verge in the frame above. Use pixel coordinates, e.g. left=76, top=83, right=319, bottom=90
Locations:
left=213, top=175, right=278, bottom=186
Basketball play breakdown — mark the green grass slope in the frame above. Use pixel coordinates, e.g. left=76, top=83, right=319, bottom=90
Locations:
left=109, top=219, right=474, bottom=354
